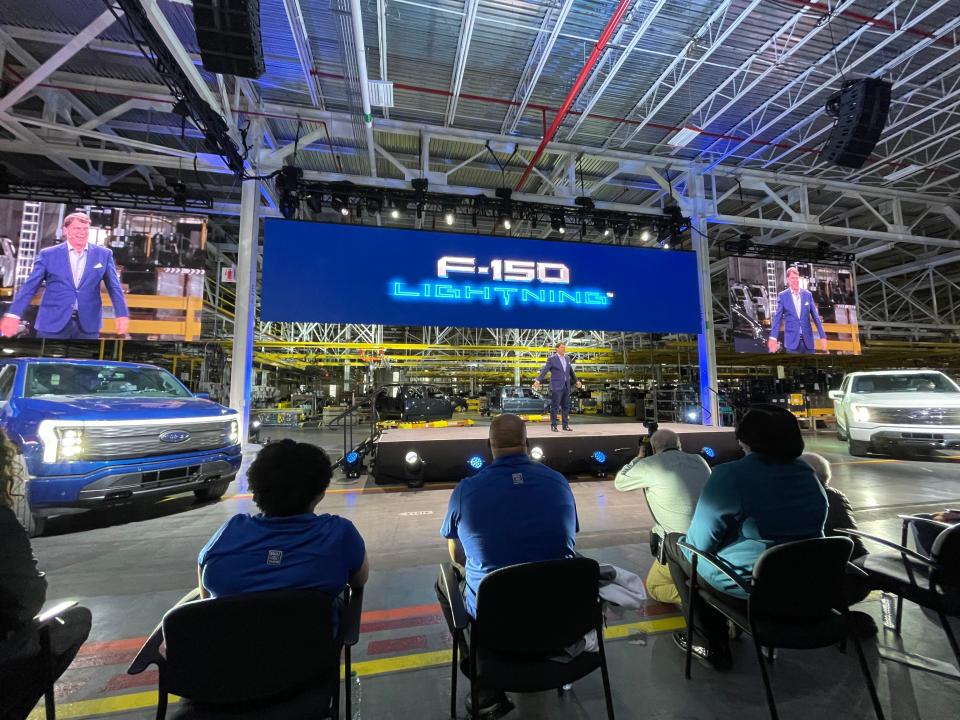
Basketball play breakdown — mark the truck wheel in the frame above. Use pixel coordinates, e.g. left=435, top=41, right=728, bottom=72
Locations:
left=11, top=456, right=45, bottom=537
left=848, top=439, right=871, bottom=457
left=194, top=480, right=230, bottom=502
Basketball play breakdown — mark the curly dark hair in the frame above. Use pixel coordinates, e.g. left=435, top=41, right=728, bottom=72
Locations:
left=736, top=404, right=804, bottom=462
left=0, top=427, right=22, bottom=509
left=247, top=439, right=332, bottom=516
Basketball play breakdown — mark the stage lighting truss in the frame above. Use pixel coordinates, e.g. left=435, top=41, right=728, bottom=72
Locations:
left=287, top=181, right=685, bottom=244
left=0, top=179, right=214, bottom=211
left=723, top=238, right=854, bottom=265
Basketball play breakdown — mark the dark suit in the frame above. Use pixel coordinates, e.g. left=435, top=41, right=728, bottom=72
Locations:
left=535, top=353, right=577, bottom=428
left=770, top=288, right=825, bottom=354
left=8, top=243, right=128, bottom=339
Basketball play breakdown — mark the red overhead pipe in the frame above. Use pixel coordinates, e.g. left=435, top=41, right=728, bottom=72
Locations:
left=513, top=0, right=633, bottom=192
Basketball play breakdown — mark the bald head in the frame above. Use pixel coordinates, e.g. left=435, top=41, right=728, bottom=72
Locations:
left=651, top=429, right=680, bottom=453
left=489, top=413, right=527, bottom=458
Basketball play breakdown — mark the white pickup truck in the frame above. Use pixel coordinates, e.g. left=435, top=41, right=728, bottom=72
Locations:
left=829, top=369, right=960, bottom=457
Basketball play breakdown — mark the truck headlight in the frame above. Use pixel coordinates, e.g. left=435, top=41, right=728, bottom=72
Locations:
left=852, top=405, right=871, bottom=423
left=228, top=419, right=239, bottom=444
left=38, top=422, right=84, bottom=462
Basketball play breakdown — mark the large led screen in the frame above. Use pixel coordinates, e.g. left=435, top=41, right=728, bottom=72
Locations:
left=728, top=257, right=860, bottom=355
left=261, top=220, right=702, bottom=333
left=0, top=200, right=207, bottom=342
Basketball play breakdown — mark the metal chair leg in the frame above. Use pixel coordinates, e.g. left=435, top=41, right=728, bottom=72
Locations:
left=850, top=630, right=886, bottom=720
left=450, top=631, right=459, bottom=718
left=751, top=636, right=779, bottom=720
left=597, top=625, right=616, bottom=720
left=155, top=691, right=168, bottom=720
left=938, top=612, right=960, bottom=669
left=342, top=645, right=350, bottom=720
left=39, top=625, right=56, bottom=720
left=469, top=643, right=480, bottom=720
left=684, top=557, right=698, bottom=680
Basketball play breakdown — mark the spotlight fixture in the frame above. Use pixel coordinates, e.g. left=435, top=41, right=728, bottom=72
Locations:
left=471, top=212, right=478, bottom=228
left=502, top=216, right=512, bottom=230
left=467, top=455, right=485, bottom=473
left=640, top=228, right=652, bottom=242
left=700, top=446, right=716, bottom=461
left=170, top=180, right=187, bottom=207
left=343, top=450, right=364, bottom=479
left=550, top=210, right=566, bottom=234
left=443, top=205, right=455, bottom=225
left=275, top=166, right=303, bottom=220
left=574, top=195, right=595, bottom=213
left=411, top=177, right=429, bottom=202
left=530, top=446, right=545, bottom=462
left=306, top=193, right=323, bottom=214
left=390, top=203, right=401, bottom=219
left=590, top=449, right=608, bottom=478
left=404, top=450, right=424, bottom=488
left=331, top=194, right=350, bottom=216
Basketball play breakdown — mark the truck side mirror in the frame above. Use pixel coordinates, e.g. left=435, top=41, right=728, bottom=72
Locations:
left=194, top=392, right=211, bottom=400
left=827, top=390, right=843, bottom=400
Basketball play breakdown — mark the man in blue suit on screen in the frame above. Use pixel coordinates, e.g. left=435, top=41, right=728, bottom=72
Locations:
left=533, top=342, right=581, bottom=431
left=1, top=211, right=129, bottom=340
left=767, top=266, right=827, bottom=354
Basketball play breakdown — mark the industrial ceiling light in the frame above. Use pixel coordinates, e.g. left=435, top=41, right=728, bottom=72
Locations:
left=667, top=127, right=701, bottom=148
left=502, top=215, right=512, bottom=230
left=639, top=228, right=651, bottom=242
left=443, top=204, right=455, bottom=225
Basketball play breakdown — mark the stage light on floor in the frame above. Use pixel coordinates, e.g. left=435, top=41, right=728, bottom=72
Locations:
left=530, top=446, right=544, bottom=461
left=686, top=410, right=699, bottom=422
left=467, top=455, right=485, bottom=472
left=590, top=450, right=608, bottom=478
left=404, top=451, right=424, bottom=488
left=700, top=446, right=716, bottom=461
left=344, top=450, right=364, bottom=479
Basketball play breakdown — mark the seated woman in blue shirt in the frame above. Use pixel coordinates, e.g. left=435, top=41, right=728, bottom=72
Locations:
left=198, top=439, right=369, bottom=602
left=663, top=405, right=827, bottom=671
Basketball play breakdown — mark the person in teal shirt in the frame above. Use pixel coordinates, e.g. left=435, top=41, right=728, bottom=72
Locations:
left=664, top=405, right=827, bottom=671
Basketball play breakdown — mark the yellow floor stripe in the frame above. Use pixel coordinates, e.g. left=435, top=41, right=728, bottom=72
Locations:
left=31, top=615, right=685, bottom=719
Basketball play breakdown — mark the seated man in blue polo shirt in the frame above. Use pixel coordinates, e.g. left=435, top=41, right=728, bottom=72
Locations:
left=199, top=440, right=368, bottom=600
left=437, top=413, right=578, bottom=717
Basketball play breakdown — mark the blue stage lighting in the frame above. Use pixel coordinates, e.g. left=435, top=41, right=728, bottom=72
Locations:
left=343, top=449, right=364, bottom=480
left=346, top=451, right=359, bottom=464
left=701, top=446, right=716, bottom=460
left=468, top=455, right=485, bottom=470
left=591, top=450, right=607, bottom=464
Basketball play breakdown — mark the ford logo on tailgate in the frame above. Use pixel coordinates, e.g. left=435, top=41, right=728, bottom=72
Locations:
left=159, top=430, right=191, bottom=443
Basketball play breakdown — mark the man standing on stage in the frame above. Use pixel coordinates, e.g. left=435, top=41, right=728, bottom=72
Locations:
left=1, top=212, right=129, bottom=340
left=767, top=266, right=827, bottom=355
left=533, top=342, right=581, bottom=432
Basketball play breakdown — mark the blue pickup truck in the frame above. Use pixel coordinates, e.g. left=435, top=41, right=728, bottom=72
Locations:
left=1, top=358, right=242, bottom=536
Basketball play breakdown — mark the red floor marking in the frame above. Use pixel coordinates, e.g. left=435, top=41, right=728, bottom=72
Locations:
left=103, top=669, right=159, bottom=693
left=77, top=637, right=150, bottom=657
left=366, top=635, right=430, bottom=656
left=362, top=603, right=441, bottom=622
left=361, top=613, right=445, bottom=634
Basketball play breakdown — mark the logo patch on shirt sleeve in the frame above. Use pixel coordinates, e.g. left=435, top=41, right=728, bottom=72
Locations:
left=512, top=472, right=524, bottom=485
left=266, top=549, right=283, bottom=566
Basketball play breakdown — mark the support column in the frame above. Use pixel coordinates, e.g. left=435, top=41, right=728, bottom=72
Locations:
left=229, top=124, right=262, bottom=442
left=689, top=166, right=720, bottom=426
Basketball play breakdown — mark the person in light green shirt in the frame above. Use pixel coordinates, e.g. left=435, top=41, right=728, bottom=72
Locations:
left=615, top=429, right=710, bottom=603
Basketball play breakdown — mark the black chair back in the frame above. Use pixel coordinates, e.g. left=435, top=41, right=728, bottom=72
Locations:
left=161, top=589, right=340, bottom=704
left=932, top=524, right=960, bottom=592
left=474, top=557, right=599, bottom=655
left=750, top=537, right=853, bottom=622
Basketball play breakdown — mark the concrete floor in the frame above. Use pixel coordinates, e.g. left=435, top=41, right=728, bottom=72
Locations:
left=25, top=428, right=960, bottom=720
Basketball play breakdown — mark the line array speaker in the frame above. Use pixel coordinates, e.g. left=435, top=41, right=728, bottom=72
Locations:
left=192, top=0, right=265, bottom=79
left=819, top=78, right=891, bottom=170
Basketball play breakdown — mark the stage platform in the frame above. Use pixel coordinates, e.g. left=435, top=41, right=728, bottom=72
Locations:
left=371, top=422, right=740, bottom=485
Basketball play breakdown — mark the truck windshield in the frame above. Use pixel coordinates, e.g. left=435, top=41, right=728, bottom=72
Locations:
left=24, top=363, right=193, bottom=398
left=852, top=373, right=959, bottom=394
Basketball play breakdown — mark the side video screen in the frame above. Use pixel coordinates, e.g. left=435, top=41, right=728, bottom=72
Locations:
left=728, top=257, right=860, bottom=355
left=0, top=200, right=207, bottom=342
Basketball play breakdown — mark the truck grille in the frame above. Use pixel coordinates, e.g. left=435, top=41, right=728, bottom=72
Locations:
left=868, top=407, right=960, bottom=425
left=83, top=420, right=235, bottom=460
